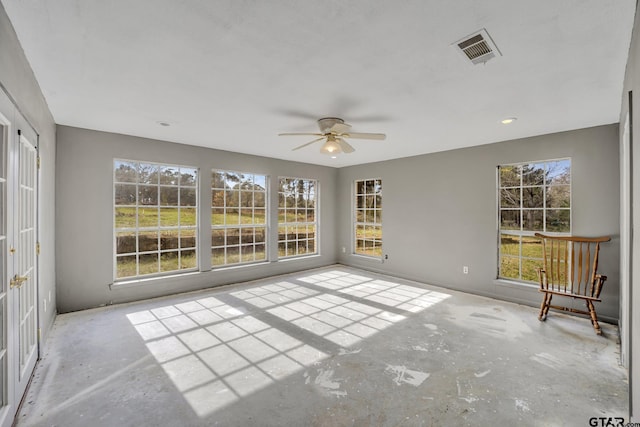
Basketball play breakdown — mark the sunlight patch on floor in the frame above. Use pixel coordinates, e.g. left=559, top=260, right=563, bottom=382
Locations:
left=126, top=270, right=450, bottom=417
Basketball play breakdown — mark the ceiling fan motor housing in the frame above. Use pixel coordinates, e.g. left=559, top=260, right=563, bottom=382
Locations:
left=317, top=117, right=344, bottom=133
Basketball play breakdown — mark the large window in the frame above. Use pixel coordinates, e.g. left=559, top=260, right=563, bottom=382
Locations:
left=278, top=177, right=317, bottom=258
left=114, top=160, right=198, bottom=280
left=498, top=159, right=571, bottom=282
left=211, top=170, right=267, bottom=267
left=354, top=179, right=382, bottom=257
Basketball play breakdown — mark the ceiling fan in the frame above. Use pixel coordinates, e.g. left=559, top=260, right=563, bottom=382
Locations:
left=278, top=117, right=386, bottom=155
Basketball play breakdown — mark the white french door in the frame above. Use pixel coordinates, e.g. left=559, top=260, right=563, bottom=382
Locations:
left=0, top=90, right=39, bottom=427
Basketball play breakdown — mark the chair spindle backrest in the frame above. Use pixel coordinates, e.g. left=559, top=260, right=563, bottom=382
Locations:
left=535, top=233, right=610, bottom=298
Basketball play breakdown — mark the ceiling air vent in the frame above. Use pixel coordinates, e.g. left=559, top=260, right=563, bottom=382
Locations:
left=454, top=29, right=501, bottom=65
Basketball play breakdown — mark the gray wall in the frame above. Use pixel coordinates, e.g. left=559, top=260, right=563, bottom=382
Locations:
left=0, top=3, right=56, bottom=341
left=621, top=1, right=639, bottom=421
left=337, top=125, right=620, bottom=321
left=56, top=125, right=338, bottom=312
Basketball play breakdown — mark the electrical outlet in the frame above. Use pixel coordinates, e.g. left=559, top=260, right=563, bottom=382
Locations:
left=342, top=247, right=346, bottom=253
left=385, top=254, right=389, bottom=260
left=463, top=266, right=469, bottom=274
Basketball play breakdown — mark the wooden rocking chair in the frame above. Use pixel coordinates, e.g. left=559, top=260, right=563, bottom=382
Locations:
left=534, top=233, right=611, bottom=335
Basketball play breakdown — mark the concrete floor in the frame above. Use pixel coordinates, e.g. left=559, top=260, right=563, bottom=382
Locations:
left=16, top=266, right=628, bottom=427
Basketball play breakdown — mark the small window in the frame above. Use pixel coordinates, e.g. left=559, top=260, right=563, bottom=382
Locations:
left=278, top=177, right=317, bottom=258
left=498, top=159, right=571, bottom=282
left=354, top=179, right=382, bottom=257
left=211, top=170, right=267, bottom=267
left=114, top=160, right=198, bottom=280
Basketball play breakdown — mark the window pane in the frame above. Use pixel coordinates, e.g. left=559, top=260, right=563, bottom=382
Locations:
left=180, top=208, right=196, bottom=226
left=240, top=245, right=254, bottom=262
left=138, top=207, right=159, bottom=227
left=180, top=250, right=197, bottom=269
left=160, top=251, right=179, bottom=272
left=180, top=168, right=197, bottom=187
left=212, top=208, right=224, bottom=225
left=499, top=165, right=520, bottom=187
left=546, top=185, right=570, bottom=208
left=255, top=244, right=266, bottom=261
left=212, top=190, right=225, bottom=207
left=212, top=171, right=225, bottom=189
left=139, top=186, right=158, bottom=206
left=499, top=188, right=519, bottom=208
left=160, top=187, right=178, bottom=206
left=115, top=184, right=136, bottom=205
left=225, top=208, right=240, bottom=224
left=522, top=163, right=545, bottom=186
left=500, top=234, right=519, bottom=257
left=226, top=191, right=239, bottom=208
left=255, top=227, right=266, bottom=244
left=522, top=259, right=543, bottom=282
left=241, top=229, right=254, bottom=244
left=115, top=161, right=137, bottom=183
left=139, top=231, right=158, bottom=252
left=180, top=229, right=196, bottom=249
left=227, top=246, right=240, bottom=264
left=212, top=247, right=225, bottom=266
left=139, top=164, right=158, bottom=184
left=117, top=255, right=137, bottom=278
left=115, top=207, right=137, bottom=228
left=116, top=231, right=136, bottom=255
left=160, top=230, right=179, bottom=250
left=521, top=235, right=543, bottom=259
left=522, top=210, right=543, bottom=231
left=546, top=159, right=571, bottom=185
left=254, top=209, right=266, bottom=224
left=180, top=188, right=196, bottom=206
left=500, top=210, right=520, bottom=230
left=159, top=166, right=179, bottom=185
left=139, top=253, right=159, bottom=275
left=227, top=228, right=240, bottom=245
left=546, top=209, right=570, bottom=232
left=212, top=229, right=225, bottom=247
left=159, top=208, right=178, bottom=227
left=499, top=256, right=519, bottom=280
left=522, top=187, right=543, bottom=208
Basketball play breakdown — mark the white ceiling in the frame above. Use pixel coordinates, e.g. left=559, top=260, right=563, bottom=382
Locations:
left=2, top=0, right=636, bottom=167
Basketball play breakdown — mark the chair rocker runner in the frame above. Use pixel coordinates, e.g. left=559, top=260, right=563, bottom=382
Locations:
left=534, top=233, right=611, bottom=335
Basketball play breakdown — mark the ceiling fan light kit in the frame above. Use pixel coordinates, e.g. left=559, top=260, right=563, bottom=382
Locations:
left=279, top=117, right=386, bottom=155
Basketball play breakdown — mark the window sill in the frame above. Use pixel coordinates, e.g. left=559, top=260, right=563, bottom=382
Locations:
left=493, top=278, right=540, bottom=291
left=278, top=254, right=321, bottom=263
left=110, top=270, right=200, bottom=290
left=350, top=254, right=384, bottom=264
left=211, top=261, right=270, bottom=272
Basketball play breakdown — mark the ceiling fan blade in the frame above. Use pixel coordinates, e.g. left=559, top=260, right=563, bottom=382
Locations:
left=279, top=132, right=323, bottom=137
left=330, top=122, right=352, bottom=134
left=292, top=137, right=325, bottom=151
left=336, top=137, right=355, bottom=153
left=345, top=132, right=386, bottom=140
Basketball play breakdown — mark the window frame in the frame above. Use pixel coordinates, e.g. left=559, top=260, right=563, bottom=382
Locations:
left=353, top=178, right=383, bottom=258
left=277, top=176, right=318, bottom=259
left=211, top=169, right=268, bottom=268
left=497, top=158, right=571, bottom=283
left=113, top=159, right=199, bottom=281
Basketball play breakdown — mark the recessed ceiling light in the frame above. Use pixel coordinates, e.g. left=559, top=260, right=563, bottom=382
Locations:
left=331, top=156, right=337, bottom=159
left=158, top=121, right=171, bottom=127
left=501, top=117, right=517, bottom=124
